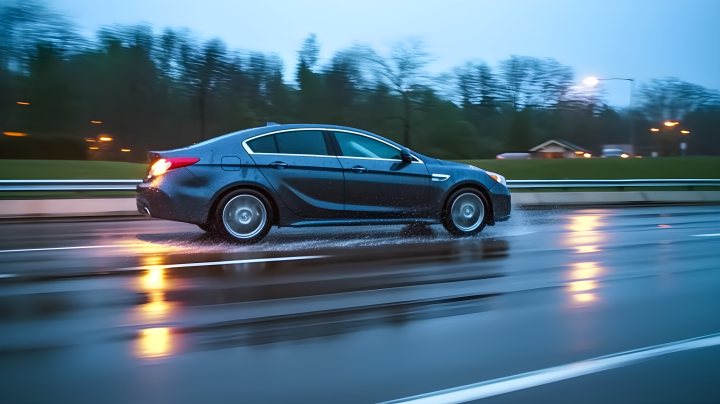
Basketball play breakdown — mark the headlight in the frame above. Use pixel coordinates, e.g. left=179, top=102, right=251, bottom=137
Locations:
left=486, top=171, right=506, bottom=186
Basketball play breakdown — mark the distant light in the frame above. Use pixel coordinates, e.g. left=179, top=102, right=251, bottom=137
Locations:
left=91, top=121, right=102, bottom=124
left=620, top=153, right=629, bottom=158
left=3, top=132, right=28, bottom=137
left=99, top=136, right=113, bottom=141
left=664, top=121, right=679, bottom=127
left=681, top=130, right=690, bottom=134
left=635, top=156, right=643, bottom=158
left=582, top=77, right=599, bottom=86
left=89, top=146, right=99, bottom=150
left=658, top=224, right=671, bottom=228
left=650, top=128, right=660, bottom=132
left=574, top=151, right=584, bottom=155
left=16, top=102, right=29, bottom=105
left=121, top=149, right=131, bottom=152
left=84, top=138, right=96, bottom=142
left=583, top=153, right=592, bottom=158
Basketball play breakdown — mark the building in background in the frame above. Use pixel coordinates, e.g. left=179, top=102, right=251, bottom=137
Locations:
left=529, top=140, right=592, bottom=159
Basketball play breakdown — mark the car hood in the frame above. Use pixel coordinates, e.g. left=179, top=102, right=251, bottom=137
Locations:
left=436, top=159, right=486, bottom=172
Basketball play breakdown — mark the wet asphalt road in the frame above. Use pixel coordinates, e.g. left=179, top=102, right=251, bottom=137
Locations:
left=1, top=205, right=719, bottom=404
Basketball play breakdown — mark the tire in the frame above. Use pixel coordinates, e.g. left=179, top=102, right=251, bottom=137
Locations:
left=442, top=188, right=489, bottom=236
left=213, top=189, right=273, bottom=243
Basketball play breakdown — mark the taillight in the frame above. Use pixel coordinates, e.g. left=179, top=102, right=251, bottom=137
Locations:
left=148, top=157, right=200, bottom=178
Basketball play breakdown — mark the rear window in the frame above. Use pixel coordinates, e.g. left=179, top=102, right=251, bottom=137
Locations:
left=275, top=130, right=329, bottom=156
left=246, top=135, right=277, bottom=153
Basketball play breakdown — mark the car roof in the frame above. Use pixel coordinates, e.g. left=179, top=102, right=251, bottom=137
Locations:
left=195, top=124, right=405, bottom=149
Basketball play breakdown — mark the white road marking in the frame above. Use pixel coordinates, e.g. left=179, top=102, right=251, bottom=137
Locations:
left=0, top=244, right=148, bottom=253
left=0, top=255, right=328, bottom=279
left=122, top=255, right=328, bottom=271
left=692, top=233, right=720, bottom=237
left=378, top=332, right=720, bottom=404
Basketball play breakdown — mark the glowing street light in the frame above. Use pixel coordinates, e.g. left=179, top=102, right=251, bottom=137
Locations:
left=4, top=132, right=28, bottom=137
left=650, top=128, right=660, bottom=132
left=121, top=149, right=131, bottom=152
left=664, top=121, right=679, bottom=127
left=16, top=101, right=29, bottom=105
left=583, top=153, right=592, bottom=158
left=99, top=136, right=113, bottom=142
left=91, top=121, right=102, bottom=124
left=681, top=130, right=690, bottom=134
left=582, top=77, right=599, bottom=86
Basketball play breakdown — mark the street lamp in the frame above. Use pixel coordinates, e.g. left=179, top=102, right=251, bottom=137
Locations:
left=583, top=77, right=636, bottom=153
left=582, top=77, right=600, bottom=86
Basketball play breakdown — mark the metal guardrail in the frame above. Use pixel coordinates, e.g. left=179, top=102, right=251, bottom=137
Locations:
left=506, top=179, right=720, bottom=188
left=1, top=179, right=719, bottom=192
left=0, top=180, right=142, bottom=191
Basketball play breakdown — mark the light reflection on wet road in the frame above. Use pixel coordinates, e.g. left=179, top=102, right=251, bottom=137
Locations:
left=1, top=205, right=719, bottom=404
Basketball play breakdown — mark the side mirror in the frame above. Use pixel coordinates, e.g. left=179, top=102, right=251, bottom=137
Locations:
left=400, top=149, right=413, bottom=163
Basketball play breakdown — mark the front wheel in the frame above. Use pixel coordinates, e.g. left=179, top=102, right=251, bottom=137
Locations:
left=214, top=190, right=273, bottom=244
left=442, top=189, right=489, bottom=236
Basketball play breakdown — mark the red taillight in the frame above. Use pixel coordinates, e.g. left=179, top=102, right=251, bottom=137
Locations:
left=148, top=157, right=200, bottom=178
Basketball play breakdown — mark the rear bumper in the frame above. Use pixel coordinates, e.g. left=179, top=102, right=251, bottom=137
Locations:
left=135, top=168, right=214, bottom=225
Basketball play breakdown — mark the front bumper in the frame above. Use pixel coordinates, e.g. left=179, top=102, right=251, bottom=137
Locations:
left=489, top=183, right=511, bottom=223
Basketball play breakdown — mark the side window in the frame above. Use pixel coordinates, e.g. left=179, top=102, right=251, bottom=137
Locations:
left=333, top=132, right=401, bottom=160
left=246, top=135, right=277, bottom=153
left=275, top=130, right=329, bottom=156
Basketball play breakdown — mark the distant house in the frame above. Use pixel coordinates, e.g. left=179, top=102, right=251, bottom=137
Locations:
left=529, top=140, right=592, bottom=159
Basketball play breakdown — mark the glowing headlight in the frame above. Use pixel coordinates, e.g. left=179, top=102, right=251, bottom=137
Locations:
left=486, top=171, right=506, bottom=186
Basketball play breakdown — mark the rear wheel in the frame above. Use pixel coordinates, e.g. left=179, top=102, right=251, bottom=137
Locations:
left=214, top=189, right=273, bottom=243
left=442, top=188, right=489, bottom=236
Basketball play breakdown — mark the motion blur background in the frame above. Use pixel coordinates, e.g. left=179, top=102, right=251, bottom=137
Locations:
left=2, top=2, right=720, bottom=404
left=1, top=0, right=719, bottom=164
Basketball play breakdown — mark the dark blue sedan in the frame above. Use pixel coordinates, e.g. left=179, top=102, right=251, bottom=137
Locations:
left=136, top=124, right=511, bottom=243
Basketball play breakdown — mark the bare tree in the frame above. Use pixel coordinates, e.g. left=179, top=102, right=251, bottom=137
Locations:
left=637, top=77, right=719, bottom=122
left=357, top=39, right=433, bottom=147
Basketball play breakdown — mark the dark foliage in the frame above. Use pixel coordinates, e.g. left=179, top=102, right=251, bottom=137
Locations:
left=1, top=1, right=718, bottom=162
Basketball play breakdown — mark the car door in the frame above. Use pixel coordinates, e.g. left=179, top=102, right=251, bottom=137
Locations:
left=330, top=130, right=429, bottom=216
left=244, top=129, right=344, bottom=218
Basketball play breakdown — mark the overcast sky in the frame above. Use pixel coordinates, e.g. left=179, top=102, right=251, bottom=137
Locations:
left=50, top=0, right=720, bottom=107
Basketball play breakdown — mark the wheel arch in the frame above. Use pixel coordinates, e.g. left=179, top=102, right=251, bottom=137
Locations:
left=206, top=183, right=280, bottom=226
left=443, top=181, right=495, bottom=225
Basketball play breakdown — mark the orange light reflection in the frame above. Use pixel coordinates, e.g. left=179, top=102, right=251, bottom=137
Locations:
left=136, top=328, right=172, bottom=358
left=568, top=280, right=597, bottom=292
left=574, top=293, right=596, bottom=303
left=570, top=262, right=601, bottom=280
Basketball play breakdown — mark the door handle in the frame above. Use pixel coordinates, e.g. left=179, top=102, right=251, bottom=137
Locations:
left=351, top=165, right=367, bottom=173
left=269, top=161, right=288, bottom=169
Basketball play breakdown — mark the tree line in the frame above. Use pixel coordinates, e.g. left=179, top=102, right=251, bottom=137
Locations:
left=1, top=1, right=719, bottom=162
